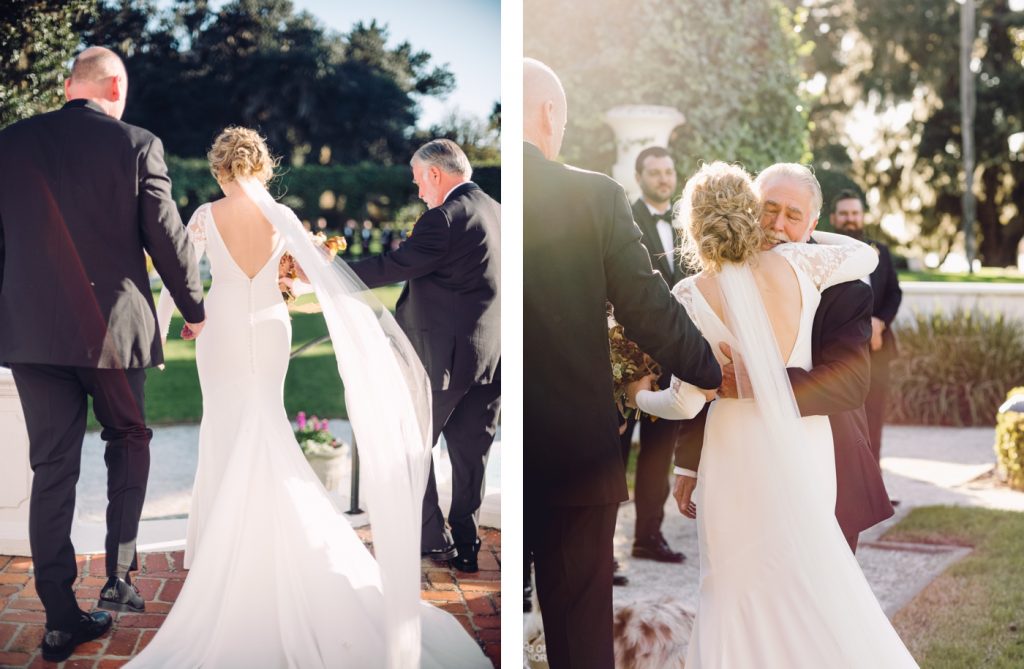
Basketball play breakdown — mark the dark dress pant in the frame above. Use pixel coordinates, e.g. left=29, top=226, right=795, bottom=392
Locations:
left=9, top=363, right=150, bottom=630
left=527, top=501, right=618, bottom=669
left=421, top=381, right=501, bottom=550
left=619, top=413, right=680, bottom=540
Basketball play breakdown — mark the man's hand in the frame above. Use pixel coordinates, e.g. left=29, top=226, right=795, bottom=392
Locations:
left=182, top=320, right=205, bottom=341
left=871, top=317, right=885, bottom=352
left=625, top=374, right=656, bottom=408
left=717, top=342, right=738, bottom=399
left=673, top=474, right=697, bottom=519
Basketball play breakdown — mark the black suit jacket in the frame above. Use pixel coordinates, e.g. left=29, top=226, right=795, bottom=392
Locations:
left=525, top=142, right=720, bottom=507
left=676, top=279, right=894, bottom=537
left=869, top=241, right=902, bottom=360
left=630, top=199, right=685, bottom=286
left=0, top=99, right=204, bottom=369
left=348, top=182, right=500, bottom=392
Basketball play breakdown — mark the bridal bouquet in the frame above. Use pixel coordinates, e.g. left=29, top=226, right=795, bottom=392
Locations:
left=279, top=232, right=347, bottom=303
left=608, top=303, right=661, bottom=421
left=294, top=411, right=344, bottom=457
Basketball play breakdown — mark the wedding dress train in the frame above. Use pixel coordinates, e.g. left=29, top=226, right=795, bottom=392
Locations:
left=637, top=232, right=918, bottom=668
left=135, top=202, right=489, bottom=668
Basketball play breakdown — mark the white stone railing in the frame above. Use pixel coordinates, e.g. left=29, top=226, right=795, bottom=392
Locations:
left=0, top=367, right=32, bottom=555
left=894, top=281, right=1024, bottom=326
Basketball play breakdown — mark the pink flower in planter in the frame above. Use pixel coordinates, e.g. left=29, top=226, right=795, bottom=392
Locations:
left=297, top=411, right=306, bottom=430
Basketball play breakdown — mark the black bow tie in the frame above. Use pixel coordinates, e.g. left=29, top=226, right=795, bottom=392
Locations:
left=652, top=212, right=673, bottom=224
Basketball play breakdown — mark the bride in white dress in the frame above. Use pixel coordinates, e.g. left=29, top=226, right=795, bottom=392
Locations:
left=137, top=127, right=489, bottom=668
left=633, top=162, right=917, bottom=668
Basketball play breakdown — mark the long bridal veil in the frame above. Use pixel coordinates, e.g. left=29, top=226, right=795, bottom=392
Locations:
left=238, top=178, right=432, bottom=669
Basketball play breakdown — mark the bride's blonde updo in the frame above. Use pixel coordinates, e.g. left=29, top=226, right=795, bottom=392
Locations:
left=207, top=126, right=279, bottom=186
left=676, top=161, right=765, bottom=273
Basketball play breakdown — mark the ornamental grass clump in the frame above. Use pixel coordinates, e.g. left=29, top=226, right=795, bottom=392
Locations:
left=889, top=309, right=1024, bottom=426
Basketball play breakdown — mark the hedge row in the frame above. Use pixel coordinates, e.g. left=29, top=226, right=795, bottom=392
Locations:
left=167, top=157, right=500, bottom=228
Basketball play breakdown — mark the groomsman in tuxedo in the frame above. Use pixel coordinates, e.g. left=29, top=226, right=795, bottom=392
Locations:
left=0, top=47, right=205, bottom=661
left=524, top=58, right=721, bottom=669
left=832, top=190, right=903, bottom=471
left=348, top=139, right=500, bottom=573
left=674, top=165, right=893, bottom=552
left=618, top=146, right=689, bottom=564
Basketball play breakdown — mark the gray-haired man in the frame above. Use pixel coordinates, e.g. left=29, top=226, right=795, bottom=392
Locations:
left=348, top=139, right=501, bottom=572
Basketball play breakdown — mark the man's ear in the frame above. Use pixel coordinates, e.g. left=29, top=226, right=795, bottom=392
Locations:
left=541, top=100, right=555, bottom=134
left=806, top=217, right=820, bottom=241
left=64, top=79, right=72, bottom=101
left=108, top=76, right=123, bottom=101
left=429, top=165, right=443, bottom=184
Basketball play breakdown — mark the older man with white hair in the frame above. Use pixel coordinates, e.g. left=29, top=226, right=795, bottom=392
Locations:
left=523, top=57, right=720, bottom=669
left=348, top=138, right=501, bottom=574
left=674, top=162, right=893, bottom=553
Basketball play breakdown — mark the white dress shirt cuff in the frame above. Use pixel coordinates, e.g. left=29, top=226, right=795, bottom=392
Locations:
left=674, top=467, right=698, bottom=478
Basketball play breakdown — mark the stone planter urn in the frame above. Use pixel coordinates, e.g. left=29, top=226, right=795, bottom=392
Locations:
left=304, top=444, right=348, bottom=492
left=0, top=367, right=32, bottom=555
left=604, top=105, right=686, bottom=202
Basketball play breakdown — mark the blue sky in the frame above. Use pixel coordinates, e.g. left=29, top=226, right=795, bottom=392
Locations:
left=159, top=0, right=500, bottom=129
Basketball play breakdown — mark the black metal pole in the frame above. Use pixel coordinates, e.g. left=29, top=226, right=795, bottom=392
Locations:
left=345, top=429, right=363, bottom=515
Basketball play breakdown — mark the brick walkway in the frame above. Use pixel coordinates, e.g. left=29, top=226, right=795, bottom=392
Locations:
left=0, top=527, right=500, bottom=668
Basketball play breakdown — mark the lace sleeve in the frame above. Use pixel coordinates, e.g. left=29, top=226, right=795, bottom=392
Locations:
left=634, top=278, right=712, bottom=419
left=772, top=231, right=878, bottom=292
left=156, top=206, right=208, bottom=343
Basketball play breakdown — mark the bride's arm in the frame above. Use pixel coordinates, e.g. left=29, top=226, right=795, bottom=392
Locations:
left=632, top=375, right=712, bottom=420
left=777, top=231, right=878, bottom=291
left=156, top=209, right=207, bottom=346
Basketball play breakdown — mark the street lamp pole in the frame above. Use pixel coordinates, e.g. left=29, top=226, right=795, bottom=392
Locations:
left=960, top=0, right=977, bottom=273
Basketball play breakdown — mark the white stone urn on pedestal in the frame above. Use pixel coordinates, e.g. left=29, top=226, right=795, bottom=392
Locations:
left=0, top=367, right=32, bottom=555
left=604, top=105, right=686, bottom=202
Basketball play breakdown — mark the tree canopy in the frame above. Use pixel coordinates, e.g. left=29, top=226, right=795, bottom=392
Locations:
left=1, top=0, right=466, bottom=167
left=799, top=0, right=1024, bottom=266
left=524, top=0, right=810, bottom=178
left=0, top=0, right=95, bottom=129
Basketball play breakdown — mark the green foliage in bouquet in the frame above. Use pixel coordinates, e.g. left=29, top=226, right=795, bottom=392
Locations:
left=889, top=310, right=1024, bottom=427
left=995, top=388, right=1024, bottom=491
left=608, top=304, right=661, bottom=421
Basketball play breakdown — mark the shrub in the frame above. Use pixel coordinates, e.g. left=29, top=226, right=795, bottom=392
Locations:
left=888, top=309, right=1024, bottom=426
left=995, top=387, right=1024, bottom=490
left=166, top=157, right=500, bottom=229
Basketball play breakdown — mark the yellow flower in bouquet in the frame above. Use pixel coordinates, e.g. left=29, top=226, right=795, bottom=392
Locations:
left=278, top=233, right=347, bottom=303
left=608, top=302, right=661, bottom=421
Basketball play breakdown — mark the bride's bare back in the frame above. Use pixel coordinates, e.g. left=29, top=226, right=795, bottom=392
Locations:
left=695, top=250, right=802, bottom=363
left=209, top=195, right=278, bottom=279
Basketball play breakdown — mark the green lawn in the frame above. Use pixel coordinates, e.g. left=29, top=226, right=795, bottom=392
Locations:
left=899, top=268, right=1024, bottom=283
left=883, top=506, right=1024, bottom=668
left=86, top=284, right=402, bottom=429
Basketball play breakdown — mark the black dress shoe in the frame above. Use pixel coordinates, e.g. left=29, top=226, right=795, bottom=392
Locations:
left=612, top=559, right=628, bottom=586
left=632, top=533, right=685, bottom=563
left=98, top=576, right=145, bottom=613
left=450, top=539, right=481, bottom=573
left=421, top=528, right=458, bottom=562
left=890, top=498, right=901, bottom=508
left=41, top=611, right=113, bottom=662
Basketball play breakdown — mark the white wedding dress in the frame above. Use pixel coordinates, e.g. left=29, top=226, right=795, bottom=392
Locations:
left=134, top=202, right=489, bottom=668
left=637, top=232, right=918, bottom=668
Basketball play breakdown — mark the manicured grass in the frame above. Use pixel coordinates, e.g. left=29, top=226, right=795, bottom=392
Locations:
left=86, top=285, right=402, bottom=429
left=899, top=268, right=1024, bottom=283
left=883, top=506, right=1024, bottom=668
